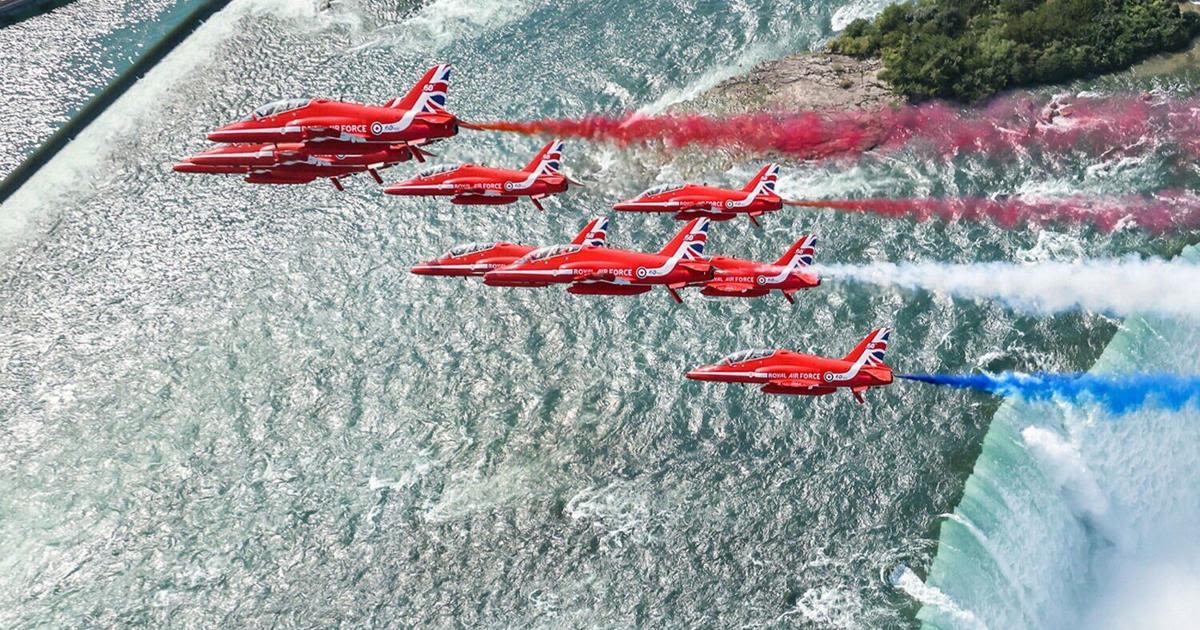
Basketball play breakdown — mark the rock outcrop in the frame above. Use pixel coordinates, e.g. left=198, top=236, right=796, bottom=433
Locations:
left=681, top=53, right=901, bottom=115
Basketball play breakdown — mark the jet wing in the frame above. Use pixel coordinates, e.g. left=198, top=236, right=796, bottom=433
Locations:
left=302, top=127, right=371, bottom=144
left=705, top=281, right=757, bottom=294
left=765, top=377, right=824, bottom=389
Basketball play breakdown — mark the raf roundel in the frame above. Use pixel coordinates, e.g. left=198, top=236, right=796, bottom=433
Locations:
left=370, top=121, right=383, bottom=136
left=636, top=267, right=648, bottom=279
left=504, top=181, right=514, bottom=192
left=824, top=371, right=835, bottom=382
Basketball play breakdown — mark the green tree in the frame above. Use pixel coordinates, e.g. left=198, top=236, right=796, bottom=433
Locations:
left=830, top=0, right=1200, bottom=102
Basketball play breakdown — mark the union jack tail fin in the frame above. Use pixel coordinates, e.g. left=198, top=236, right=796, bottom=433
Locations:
left=522, top=139, right=565, bottom=174
left=774, top=235, right=817, bottom=268
left=570, top=217, right=609, bottom=247
left=741, top=163, right=780, bottom=196
left=657, top=218, right=709, bottom=260
left=843, top=328, right=891, bottom=368
left=386, top=64, right=451, bottom=112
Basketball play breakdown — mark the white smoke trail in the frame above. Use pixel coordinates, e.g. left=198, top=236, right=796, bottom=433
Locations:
left=812, top=258, right=1200, bottom=318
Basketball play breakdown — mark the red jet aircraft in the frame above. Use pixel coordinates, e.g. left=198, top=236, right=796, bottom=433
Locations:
left=204, top=64, right=457, bottom=154
left=383, top=139, right=578, bottom=210
left=410, top=217, right=609, bottom=277
left=698, top=234, right=819, bottom=302
left=483, top=218, right=713, bottom=302
left=687, top=328, right=894, bottom=403
left=173, top=142, right=418, bottom=190
left=612, top=163, right=782, bottom=226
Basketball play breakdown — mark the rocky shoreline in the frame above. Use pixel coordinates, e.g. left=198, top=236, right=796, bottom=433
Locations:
left=690, top=1, right=1200, bottom=116
left=683, top=52, right=901, bottom=115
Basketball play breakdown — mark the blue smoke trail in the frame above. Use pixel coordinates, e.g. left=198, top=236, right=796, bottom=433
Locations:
left=899, top=373, right=1200, bottom=415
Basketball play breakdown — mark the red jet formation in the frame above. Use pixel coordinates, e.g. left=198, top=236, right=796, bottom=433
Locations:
left=612, top=163, right=782, bottom=226
left=483, top=218, right=713, bottom=302
left=173, top=143, right=418, bottom=190
left=699, top=234, right=819, bottom=302
left=687, top=329, right=894, bottom=403
left=176, top=64, right=456, bottom=189
left=410, top=217, right=609, bottom=277
left=383, top=139, right=578, bottom=210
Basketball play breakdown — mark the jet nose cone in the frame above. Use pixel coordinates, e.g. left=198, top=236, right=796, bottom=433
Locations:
left=172, top=161, right=194, bottom=173
left=410, top=264, right=437, bottom=276
left=687, top=365, right=719, bottom=380
left=185, top=151, right=227, bottom=166
left=383, top=182, right=416, bottom=196
left=612, top=200, right=637, bottom=211
left=206, top=123, right=247, bottom=143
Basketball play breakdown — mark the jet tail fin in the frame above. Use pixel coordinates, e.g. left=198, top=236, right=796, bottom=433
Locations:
left=741, top=162, right=780, bottom=196
left=656, top=218, right=709, bottom=260
left=386, top=64, right=451, bottom=112
left=774, top=234, right=817, bottom=268
left=843, top=328, right=892, bottom=368
left=569, top=217, right=609, bottom=247
left=522, top=139, right=565, bottom=174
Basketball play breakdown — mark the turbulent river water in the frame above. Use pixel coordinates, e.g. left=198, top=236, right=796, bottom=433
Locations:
left=1, top=0, right=1198, bottom=627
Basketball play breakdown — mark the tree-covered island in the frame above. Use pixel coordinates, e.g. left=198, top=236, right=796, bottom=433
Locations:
left=830, top=0, right=1200, bottom=101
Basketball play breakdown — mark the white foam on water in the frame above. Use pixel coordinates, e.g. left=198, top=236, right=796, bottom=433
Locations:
left=780, top=585, right=869, bottom=630
left=637, top=41, right=784, bottom=115
left=1013, top=230, right=1086, bottom=263
left=891, top=566, right=986, bottom=630
left=422, top=462, right=550, bottom=522
left=349, top=0, right=533, bottom=52
left=1020, top=425, right=1109, bottom=520
left=813, top=258, right=1200, bottom=319
left=830, top=0, right=892, bottom=31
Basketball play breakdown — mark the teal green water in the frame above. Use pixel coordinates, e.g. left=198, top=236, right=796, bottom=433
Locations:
left=0, top=1, right=1196, bottom=627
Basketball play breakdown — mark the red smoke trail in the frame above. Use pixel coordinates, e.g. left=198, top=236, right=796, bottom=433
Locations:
left=785, top=193, right=1200, bottom=233
left=473, top=111, right=884, bottom=159
left=471, top=94, right=1200, bottom=160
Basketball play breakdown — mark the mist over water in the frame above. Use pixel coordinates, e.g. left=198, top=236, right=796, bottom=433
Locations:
left=917, top=247, right=1200, bottom=629
left=0, top=0, right=1197, bottom=628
